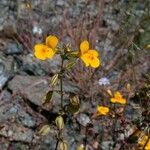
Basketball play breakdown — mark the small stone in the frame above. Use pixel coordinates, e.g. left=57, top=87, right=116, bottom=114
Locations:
left=0, top=72, right=12, bottom=89
left=77, top=114, right=90, bottom=127
left=56, top=0, right=65, bottom=6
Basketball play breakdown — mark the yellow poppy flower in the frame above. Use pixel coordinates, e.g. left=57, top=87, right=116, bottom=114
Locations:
left=139, top=135, right=150, bottom=150
left=111, top=91, right=126, bottom=105
left=97, top=106, right=109, bottom=116
left=79, top=40, right=100, bottom=68
left=34, top=35, right=58, bottom=60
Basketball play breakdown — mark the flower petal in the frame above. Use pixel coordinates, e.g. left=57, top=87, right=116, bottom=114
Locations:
left=89, top=57, right=100, bottom=68
left=80, top=54, right=90, bottom=67
left=119, top=98, right=126, bottom=104
left=114, top=91, right=122, bottom=99
left=46, top=48, right=55, bottom=59
left=97, top=106, right=109, bottom=116
left=46, top=35, right=58, bottom=49
left=110, top=98, right=116, bottom=103
left=80, top=40, right=89, bottom=54
left=88, top=50, right=99, bottom=57
left=34, top=44, right=47, bottom=60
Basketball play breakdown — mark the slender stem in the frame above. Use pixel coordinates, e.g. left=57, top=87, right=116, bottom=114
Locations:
left=55, top=140, right=59, bottom=150
left=60, top=58, right=64, bottom=110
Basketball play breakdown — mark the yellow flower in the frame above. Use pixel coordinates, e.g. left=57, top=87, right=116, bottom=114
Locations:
left=139, top=135, right=150, bottom=150
left=34, top=35, right=58, bottom=60
left=97, top=106, right=109, bottom=116
left=79, top=40, right=100, bottom=68
left=111, top=91, right=126, bottom=105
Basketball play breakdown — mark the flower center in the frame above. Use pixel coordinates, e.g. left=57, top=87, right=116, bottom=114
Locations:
left=88, top=54, right=94, bottom=60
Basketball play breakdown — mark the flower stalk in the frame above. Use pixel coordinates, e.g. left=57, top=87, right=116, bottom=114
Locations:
left=60, top=58, right=64, bottom=110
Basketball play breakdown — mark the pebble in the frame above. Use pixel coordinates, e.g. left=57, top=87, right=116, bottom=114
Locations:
left=0, top=72, right=12, bottom=89
left=76, top=114, right=90, bottom=127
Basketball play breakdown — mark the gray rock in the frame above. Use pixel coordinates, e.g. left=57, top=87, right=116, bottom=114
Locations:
left=8, top=75, right=79, bottom=107
left=0, top=101, right=36, bottom=128
left=0, top=72, right=12, bottom=89
left=4, top=42, right=23, bottom=55
left=0, top=123, right=34, bottom=143
left=76, top=114, right=90, bottom=127
left=8, top=75, right=49, bottom=106
left=101, top=141, right=114, bottom=150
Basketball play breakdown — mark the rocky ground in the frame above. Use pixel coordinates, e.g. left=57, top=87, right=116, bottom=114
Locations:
left=0, top=0, right=150, bottom=150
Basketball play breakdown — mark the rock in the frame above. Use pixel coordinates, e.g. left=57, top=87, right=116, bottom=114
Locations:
left=0, top=62, right=5, bottom=74
left=56, top=0, right=65, bottom=6
left=21, top=54, right=61, bottom=75
left=4, top=41, right=23, bottom=55
left=0, top=90, right=11, bottom=102
left=76, top=114, right=90, bottom=127
left=21, top=63, right=46, bottom=76
left=101, top=141, right=114, bottom=150
left=0, top=72, right=13, bottom=89
left=0, top=123, right=34, bottom=143
left=0, top=99, right=37, bottom=128
left=8, top=75, right=49, bottom=106
left=8, top=75, right=79, bottom=107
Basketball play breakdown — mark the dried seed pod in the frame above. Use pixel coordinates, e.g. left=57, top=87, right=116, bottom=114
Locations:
left=57, top=140, right=68, bottom=150
left=55, top=116, right=64, bottom=130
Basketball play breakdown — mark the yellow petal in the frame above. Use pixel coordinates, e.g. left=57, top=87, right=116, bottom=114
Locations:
left=45, top=48, right=55, bottom=59
left=89, top=57, right=100, bottom=68
left=114, top=91, right=122, bottom=99
left=46, top=35, right=58, bottom=49
left=88, top=50, right=99, bottom=57
left=80, top=40, right=89, bottom=54
left=139, top=135, right=149, bottom=146
left=34, top=44, right=47, bottom=60
left=97, top=106, right=109, bottom=116
left=119, top=98, right=126, bottom=104
left=80, top=54, right=90, bottom=67
left=110, top=98, right=116, bottom=103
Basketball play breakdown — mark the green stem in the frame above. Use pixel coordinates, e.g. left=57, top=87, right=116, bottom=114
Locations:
left=60, top=58, right=64, bottom=110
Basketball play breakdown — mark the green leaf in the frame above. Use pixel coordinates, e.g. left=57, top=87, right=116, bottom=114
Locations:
left=65, top=104, right=80, bottom=115
left=43, top=90, right=53, bottom=105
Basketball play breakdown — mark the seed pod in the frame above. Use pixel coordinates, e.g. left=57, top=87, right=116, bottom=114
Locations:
left=51, top=74, right=59, bottom=86
left=126, top=83, right=131, bottom=92
left=39, top=125, right=51, bottom=136
left=57, top=140, right=68, bottom=150
left=70, top=95, right=80, bottom=106
left=55, top=116, right=64, bottom=130
left=65, top=61, right=76, bottom=69
left=43, top=90, right=53, bottom=105
left=106, top=89, right=113, bottom=97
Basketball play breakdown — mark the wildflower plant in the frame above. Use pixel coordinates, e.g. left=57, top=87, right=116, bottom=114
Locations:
left=33, top=34, right=145, bottom=150
left=34, top=35, right=100, bottom=149
left=34, top=35, right=100, bottom=110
